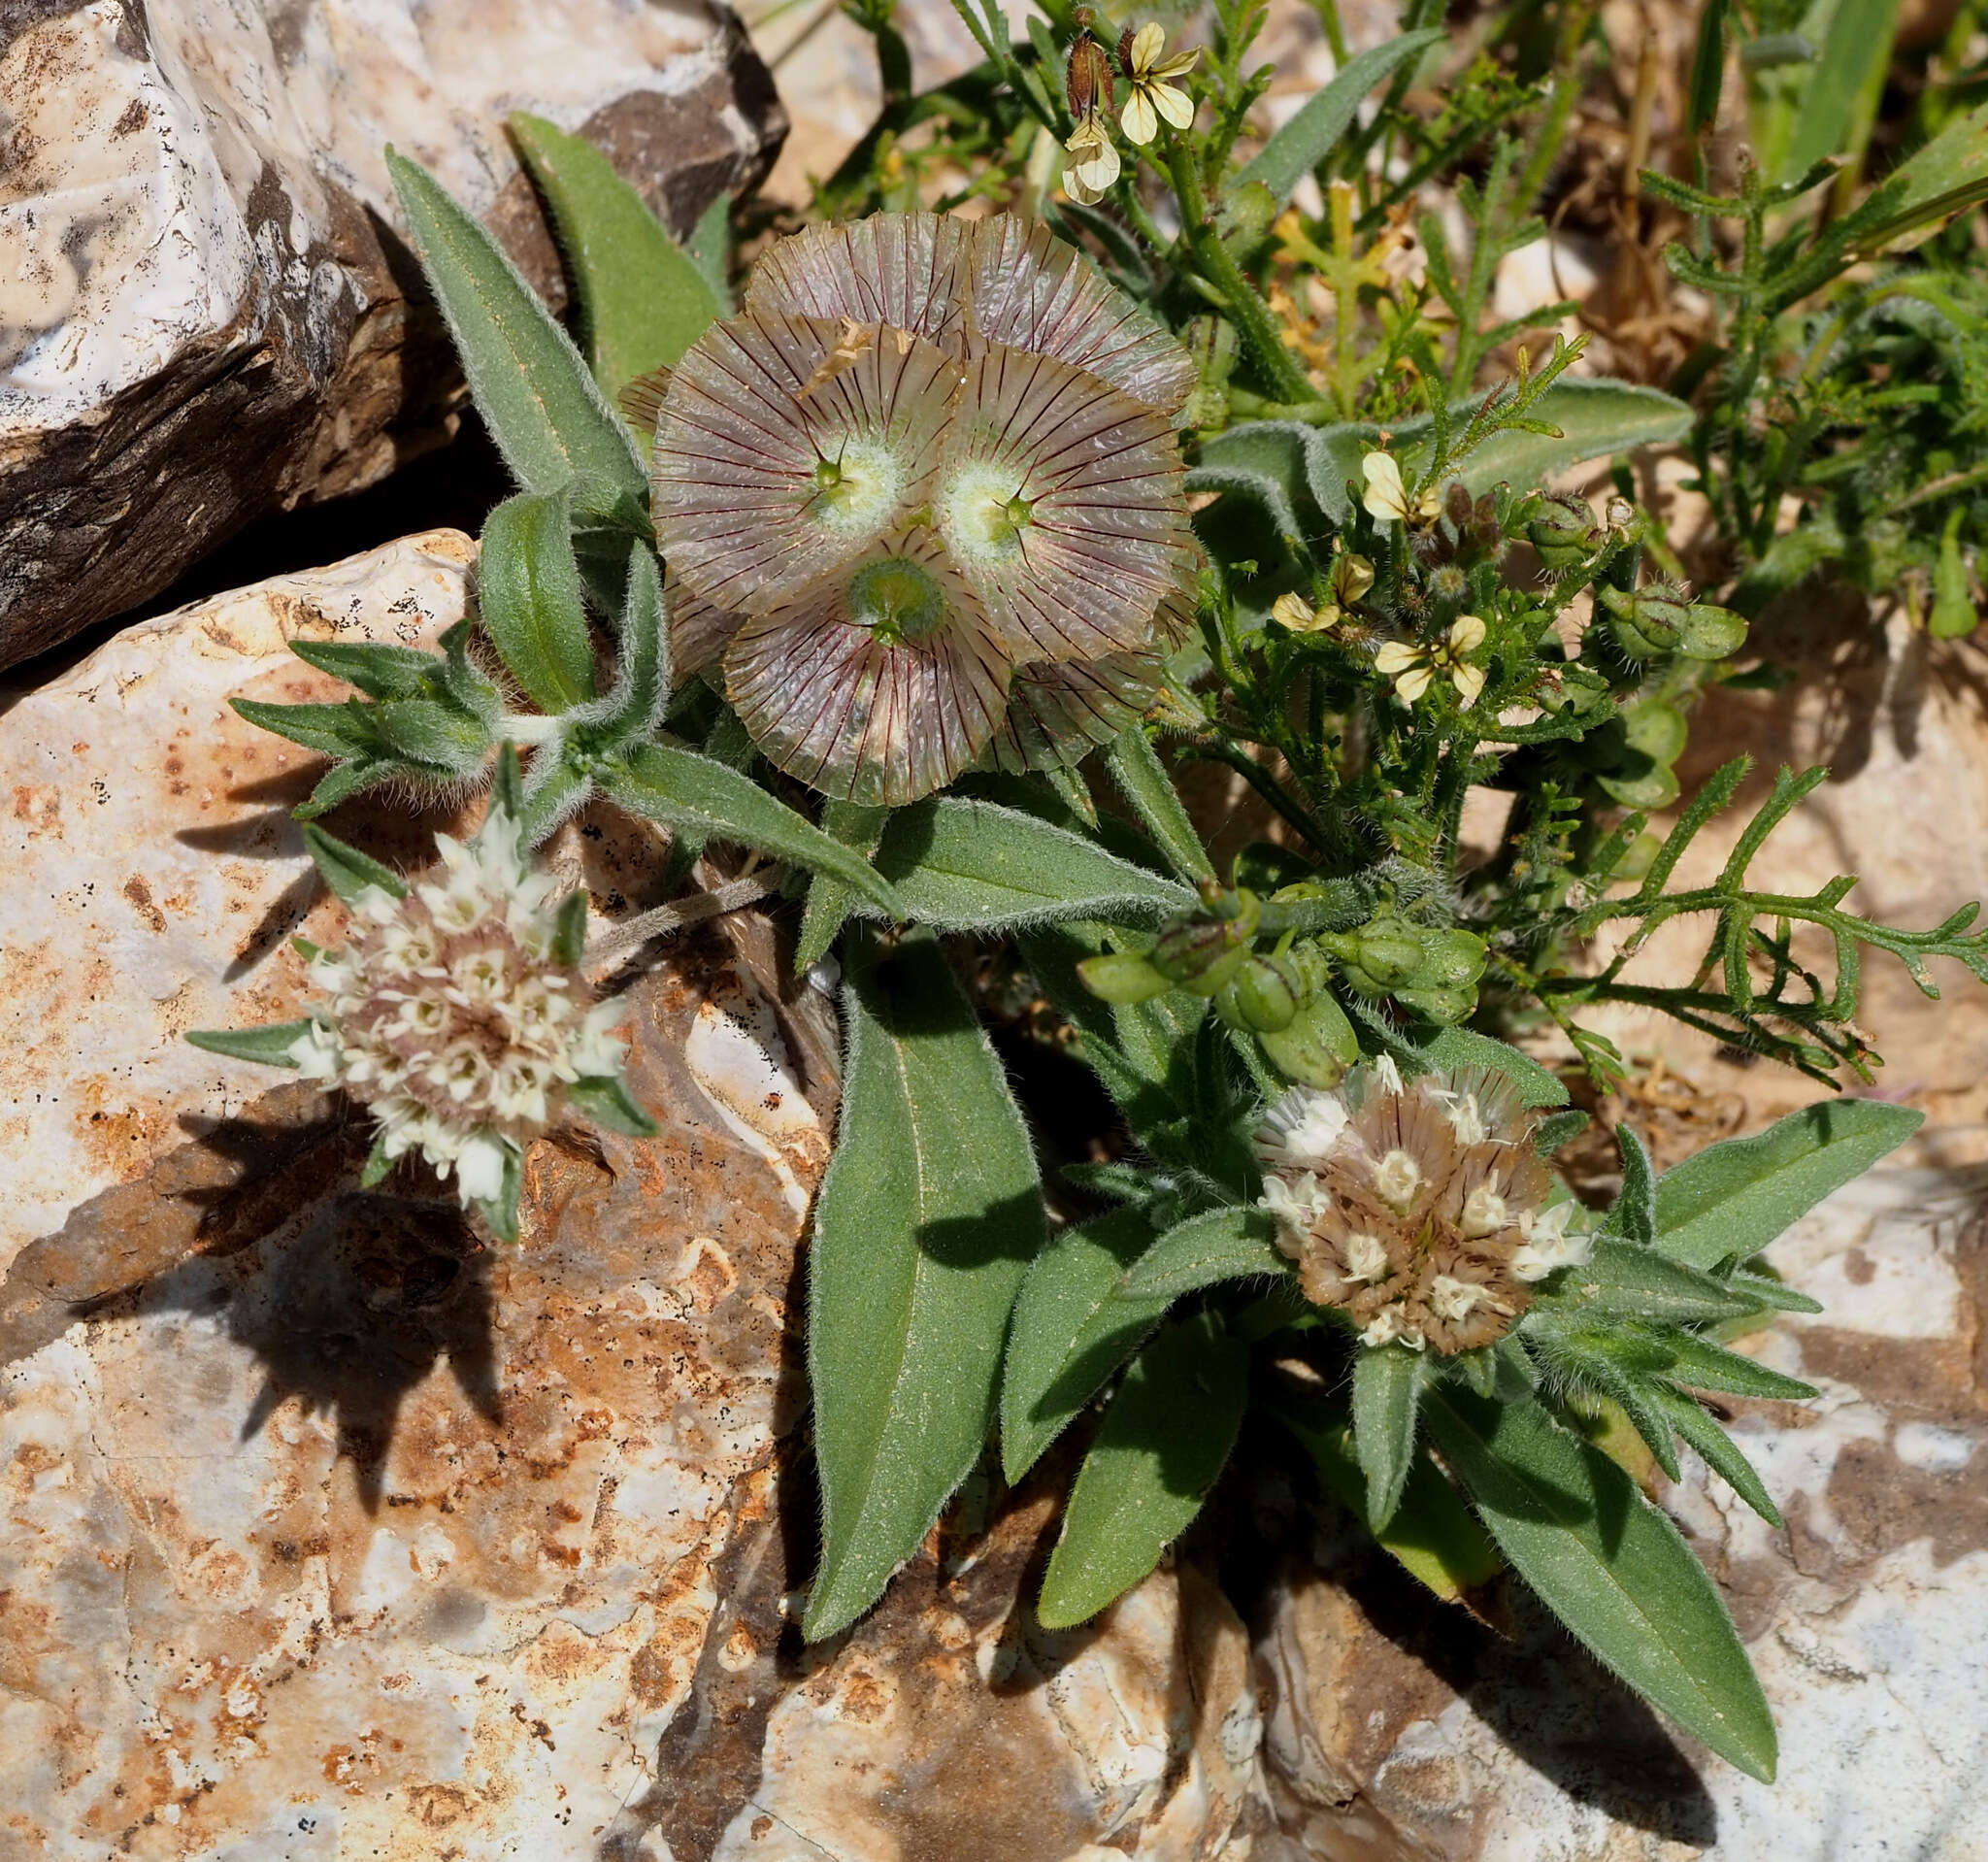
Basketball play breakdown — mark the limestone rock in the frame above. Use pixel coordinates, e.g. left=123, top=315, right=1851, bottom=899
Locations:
left=0, top=0, right=783, bottom=671
left=1248, top=1162, right=1988, bottom=1861
left=0, top=532, right=1250, bottom=1858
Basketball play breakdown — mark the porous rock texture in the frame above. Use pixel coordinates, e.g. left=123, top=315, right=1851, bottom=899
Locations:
left=1243, top=1160, right=1988, bottom=1861
left=0, top=0, right=784, bottom=672
left=0, top=532, right=1258, bottom=1859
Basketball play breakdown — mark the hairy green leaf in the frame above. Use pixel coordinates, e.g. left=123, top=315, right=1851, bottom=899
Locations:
left=1652, top=1098, right=1922, bottom=1269
left=1116, top=1206, right=1290, bottom=1301
left=805, top=929, right=1045, bottom=1638
left=1424, top=1388, right=1777, bottom=1780
left=1353, top=1346, right=1427, bottom=1533
left=510, top=112, right=725, bottom=399
left=565, top=1073, right=660, bottom=1138
left=478, top=490, right=597, bottom=714
left=1542, top=1238, right=1768, bottom=1324
left=1103, top=729, right=1216, bottom=886
left=1398, top=379, right=1692, bottom=493
left=1037, top=1313, right=1247, bottom=1628
left=287, top=639, right=441, bottom=700
left=1778, top=0, right=1901, bottom=187
left=1001, top=1206, right=1171, bottom=1481
left=600, top=743, right=900, bottom=914
left=1610, top=1122, right=1658, bottom=1245
left=1414, top=1026, right=1570, bottom=1106
left=868, top=798, right=1192, bottom=930
left=185, top=1020, right=315, bottom=1069
left=1234, top=30, right=1445, bottom=204
left=301, top=823, right=407, bottom=907
left=797, top=801, right=890, bottom=974
left=229, top=698, right=378, bottom=760
left=386, top=149, right=646, bottom=509
left=1651, top=1386, right=1783, bottom=1526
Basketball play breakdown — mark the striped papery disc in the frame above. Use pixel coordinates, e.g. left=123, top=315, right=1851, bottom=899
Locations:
left=664, top=569, right=743, bottom=679
left=934, top=343, right=1196, bottom=665
left=963, top=216, right=1198, bottom=416
left=983, top=648, right=1165, bottom=773
left=649, top=311, right=960, bottom=615
left=741, top=212, right=975, bottom=349
left=722, top=528, right=1013, bottom=807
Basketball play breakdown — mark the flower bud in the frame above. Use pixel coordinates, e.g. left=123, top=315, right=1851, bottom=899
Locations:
left=1676, top=601, right=1748, bottom=660
left=1527, top=493, right=1598, bottom=570
left=1079, top=950, right=1173, bottom=1004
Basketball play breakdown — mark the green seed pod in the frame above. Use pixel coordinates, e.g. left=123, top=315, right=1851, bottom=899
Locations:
left=1601, top=582, right=1689, bottom=660
left=1079, top=951, right=1173, bottom=1004
left=1676, top=602, right=1748, bottom=660
left=1215, top=953, right=1301, bottom=1034
left=1395, top=981, right=1477, bottom=1025
left=1348, top=916, right=1426, bottom=992
left=1411, top=926, right=1488, bottom=990
left=1257, top=987, right=1360, bottom=1088
left=1527, top=493, right=1598, bottom=570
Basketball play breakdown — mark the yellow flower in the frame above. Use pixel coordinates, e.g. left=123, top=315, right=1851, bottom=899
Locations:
left=1272, top=591, right=1339, bottom=633
left=1119, top=23, right=1199, bottom=145
left=1374, top=615, right=1488, bottom=709
left=1063, top=111, right=1122, bottom=205
left=1361, top=450, right=1440, bottom=525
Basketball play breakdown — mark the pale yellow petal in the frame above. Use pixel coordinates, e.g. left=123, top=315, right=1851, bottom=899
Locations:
left=1361, top=450, right=1408, bottom=523
left=1272, top=592, right=1314, bottom=631
left=1151, top=81, right=1197, bottom=130
left=1129, top=21, right=1168, bottom=72
left=1449, top=614, right=1487, bottom=652
left=1395, top=665, right=1435, bottom=703
left=1373, top=642, right=1421, bottom=676
left=1121, top=88, right=1158, bottom=146
left=1451, top=662, right=1487, bottom=710
left=1153, top=48, right=1201, bottom=79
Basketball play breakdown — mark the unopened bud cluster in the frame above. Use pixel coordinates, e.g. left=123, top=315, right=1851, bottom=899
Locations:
left=1254, top=1059, right=1591, bottom=1352
left=290, top=809, right=625, bottom=1207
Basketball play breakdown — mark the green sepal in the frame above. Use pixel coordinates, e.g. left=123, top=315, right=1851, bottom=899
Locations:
left=489, top=741, right=527, bottom=821
left=476, top=1143, right=525, bottom=1246
left=359, top=1128, right=397, bottom=1190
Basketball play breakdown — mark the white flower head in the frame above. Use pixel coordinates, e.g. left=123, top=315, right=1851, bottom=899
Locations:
left=267, top=797, right=650, bottom=1221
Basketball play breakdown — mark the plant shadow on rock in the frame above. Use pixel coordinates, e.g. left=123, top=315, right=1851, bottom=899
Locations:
left=78, top=1105, right=502, bottom=1514
left=1233, top=1435, right=1719, bottom=1849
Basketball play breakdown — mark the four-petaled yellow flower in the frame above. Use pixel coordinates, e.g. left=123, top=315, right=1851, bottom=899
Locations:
left=1063, top=111, right=1122, bottom=205
left=1361, top=449, right=1441, bottom=525
left=1375, top=615, right=1489, bottom=709
left=1119, top=24, right=1199, bottom=145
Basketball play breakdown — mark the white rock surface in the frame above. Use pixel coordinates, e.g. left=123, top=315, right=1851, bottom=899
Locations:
left=0, top=0, right=783, bottom=669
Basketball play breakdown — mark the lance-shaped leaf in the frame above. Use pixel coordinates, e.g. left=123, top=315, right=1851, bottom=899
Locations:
left=1001, top=1206, right=1171, bottom=1481
left=1037, top=1312, right=1247, bottom=1629
left=796, top=800, right=889, bottom=974
left=478, top=489, right=598, bottom=714
left=1352, top=1346, right=1428, bottom=1533
left=301, top=824, right=407, bottom=908
left=1652, top=1099, right=1922, bottom=1269
left=599, top=743, right=900, bottom=914
left=1423, top=1388, right=1778, bottom=1781
left=1233, top=30, right=1446, bottom=204
left=288, top=639, right=443, bottom=700
left=185, top=1020, right=316, bottom=1069
left=865, top=797, right=1192, bottom=931
left=805, top=928, right=1045, bottom=1638
left=1412, top=1026, right=1570, bottom=1107
left=1393, top=379, right=1692, bottom=494
left=1534, top=1237, right=1768, bottom=1325
left=565, top=1075, right=660, bottom=1138
left=1608, top=1121, right=1659, bottom=1244
left=1651, top=1386, right=1783, bottom=1526
left=386, top=149, right=646, bottom=513
left=1115, top=1206, right=1289, bottom=1302
left=1103, top=727, right=1215, bottom=886
left=569, top=544, right=669, bottom=752
left=509, top=112, right=725, bottom=400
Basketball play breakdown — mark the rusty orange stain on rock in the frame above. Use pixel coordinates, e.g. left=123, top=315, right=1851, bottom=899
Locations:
left=121, top=875, right=166, bottom=932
